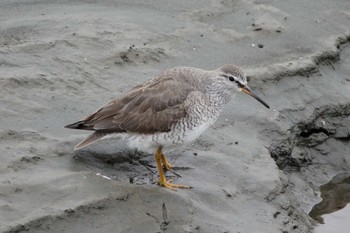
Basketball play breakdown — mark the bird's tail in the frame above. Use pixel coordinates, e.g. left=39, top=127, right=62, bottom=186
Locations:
left=65, top=121, right=92, bottom=130
left=74, top=132, right=106, bottom=150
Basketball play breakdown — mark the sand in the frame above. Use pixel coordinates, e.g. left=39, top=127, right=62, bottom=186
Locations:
left=1, top=0, right=350, bottom=232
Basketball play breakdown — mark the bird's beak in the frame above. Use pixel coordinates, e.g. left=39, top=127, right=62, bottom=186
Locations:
left=240, top=85, right=270, bottom=109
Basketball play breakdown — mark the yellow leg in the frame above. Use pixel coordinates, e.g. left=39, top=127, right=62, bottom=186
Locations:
left=160, top=153, right=172, bottom=171
left=155, top=146, right=190, bottom=190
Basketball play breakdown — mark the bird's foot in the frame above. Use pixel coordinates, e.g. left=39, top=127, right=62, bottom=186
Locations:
left=155, top=147, right=191, bottom=190
left=158, top=178, right=191, bottom=190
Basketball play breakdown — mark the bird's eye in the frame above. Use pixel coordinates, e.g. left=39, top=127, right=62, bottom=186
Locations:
left=228, top=76, right=235, bottom=82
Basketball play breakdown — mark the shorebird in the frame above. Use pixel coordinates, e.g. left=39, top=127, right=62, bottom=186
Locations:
left=65, top=65, right=269, bottom=189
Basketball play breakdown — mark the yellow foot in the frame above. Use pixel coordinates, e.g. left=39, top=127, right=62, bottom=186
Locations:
left=155, top=146, right=191, bottom=190
left=158, top=179, right=191, bottom=190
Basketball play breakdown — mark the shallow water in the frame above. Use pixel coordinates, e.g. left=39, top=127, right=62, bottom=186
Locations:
left=315, top=206, right=350, bottom=233
left=309, top=173, right=350, bottom=232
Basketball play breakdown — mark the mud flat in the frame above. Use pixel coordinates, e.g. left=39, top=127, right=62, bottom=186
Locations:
left=0, top=1, right=349, bottom=232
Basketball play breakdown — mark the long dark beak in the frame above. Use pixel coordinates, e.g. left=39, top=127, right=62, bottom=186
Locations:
left=241, top=85, right=270, bottom=109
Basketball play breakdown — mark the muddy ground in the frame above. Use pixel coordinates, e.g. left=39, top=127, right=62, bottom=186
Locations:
left=0, top=1, right=349, bottom=232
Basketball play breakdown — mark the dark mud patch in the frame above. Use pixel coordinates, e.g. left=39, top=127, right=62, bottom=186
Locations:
left=73, top=147, right=157, bottom=185
left=72, top=142, right=185, bottom=186
left=107, top=45, right=167, bottom=66
left=0, top=26, right=32, bottom=47
left=270, top=103, right=350, bottom=170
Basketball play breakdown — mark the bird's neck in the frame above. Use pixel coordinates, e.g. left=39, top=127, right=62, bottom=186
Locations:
left=206, top=82, right=235, bottom=107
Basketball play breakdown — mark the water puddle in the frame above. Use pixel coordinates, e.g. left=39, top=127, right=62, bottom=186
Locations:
left=309, top=173, right=350, bottom=232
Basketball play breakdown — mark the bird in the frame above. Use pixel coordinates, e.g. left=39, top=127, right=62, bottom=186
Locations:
left=65, top=65, right=270, bottom=189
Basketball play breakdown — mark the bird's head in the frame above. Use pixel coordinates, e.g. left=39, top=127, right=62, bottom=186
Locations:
left=215, top=64, right=270, bottom=109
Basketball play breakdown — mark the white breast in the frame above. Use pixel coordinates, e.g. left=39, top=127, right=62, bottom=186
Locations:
left=124, top=113, right=219, bottom=154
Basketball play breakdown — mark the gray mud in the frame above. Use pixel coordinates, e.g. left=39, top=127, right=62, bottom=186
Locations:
left=1, top=1, right=350, bottom=233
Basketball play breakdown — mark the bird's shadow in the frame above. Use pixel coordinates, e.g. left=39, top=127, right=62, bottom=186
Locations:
left=71, top=141, right=190, bottom=186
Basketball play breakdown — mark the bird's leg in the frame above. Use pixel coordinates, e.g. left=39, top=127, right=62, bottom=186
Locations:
left=160, top=153, right=172, bottom=171
left=155, top=146, right=190, bottom=190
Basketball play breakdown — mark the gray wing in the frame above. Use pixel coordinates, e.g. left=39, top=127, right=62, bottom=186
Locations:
left=68, top=76, right=196, bottom=134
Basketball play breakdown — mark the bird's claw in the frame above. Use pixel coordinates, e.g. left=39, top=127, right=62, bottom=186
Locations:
left=158, top=179, right=191, bottom=191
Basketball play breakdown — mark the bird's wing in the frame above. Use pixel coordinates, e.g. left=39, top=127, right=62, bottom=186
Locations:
left=78, top=76, right=196, bottom=134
